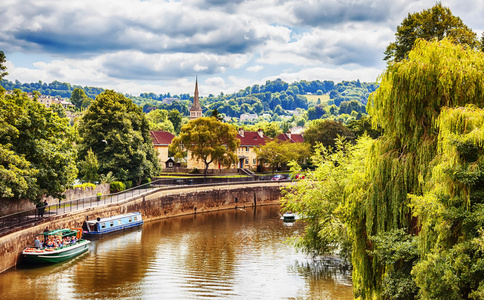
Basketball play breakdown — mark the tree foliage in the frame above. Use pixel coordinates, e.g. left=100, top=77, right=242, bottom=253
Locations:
left=304, top=119, right=355, bottom=150
left=70, top=88, right=93, bottom=110
left=170, top=117, right=240, bottom=176
left=0, top=51, right=7, bottom=80
left=255, top=140, right=310, bottom=173
left=282, top=38, right=484, bottom=299
left=0, top=89, right=77, bottom=201
left=78, top=90, right=160, bottom=185
left=384, top=3, right=478, bottom=62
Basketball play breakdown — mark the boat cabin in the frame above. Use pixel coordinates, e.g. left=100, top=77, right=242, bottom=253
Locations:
left=82, top=212, right=143, bottom=238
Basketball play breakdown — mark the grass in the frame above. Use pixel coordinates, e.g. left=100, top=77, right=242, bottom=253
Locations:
left=301, top=94, right=330, bottom=105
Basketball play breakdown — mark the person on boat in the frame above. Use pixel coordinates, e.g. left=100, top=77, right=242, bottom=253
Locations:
left=71, top=236, right=77, bottom=244
left=34, top=237, right=41, bottom=249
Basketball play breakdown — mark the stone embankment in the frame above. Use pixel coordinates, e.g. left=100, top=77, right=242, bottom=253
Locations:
left=0, top=182, right=288, bottom=274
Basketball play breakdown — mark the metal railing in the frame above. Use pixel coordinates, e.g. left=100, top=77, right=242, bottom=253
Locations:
left=0, top=176, right=275, bottom=236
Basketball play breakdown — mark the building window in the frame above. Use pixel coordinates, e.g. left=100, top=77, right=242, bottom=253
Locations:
left=253, top=159, right=257, bottom=165
left=245, top=147, right=249, bottom=152
left=245, top=159, right=249, bottom=164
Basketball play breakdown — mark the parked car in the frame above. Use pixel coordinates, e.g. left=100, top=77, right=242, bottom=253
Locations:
left=295, top=173, right=305, bottom=179
left=271, top=174, right=288, bottom=181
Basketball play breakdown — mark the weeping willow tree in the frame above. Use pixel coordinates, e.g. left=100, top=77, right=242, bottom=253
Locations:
left=409, top=105, right=484, bottom=299
left=357, top=39, right=484, bottom=299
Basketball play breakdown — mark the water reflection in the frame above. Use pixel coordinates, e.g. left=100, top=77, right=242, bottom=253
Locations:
left=0, top=205, right=353, bottom=299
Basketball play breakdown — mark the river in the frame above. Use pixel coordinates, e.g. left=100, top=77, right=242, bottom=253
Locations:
left=0, top=205, right=353, bottom=299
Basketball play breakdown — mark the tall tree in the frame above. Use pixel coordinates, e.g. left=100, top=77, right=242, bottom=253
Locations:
left=0, top=51, right=7, bottom=80
left=70, top=88, right=92, bottom=110
left=384, top=3, right=478, bottom=62
left=78, top=90, right=160, bottom=185
left=168, top=109, right=183, bottom=134
left=363, top=39, right=484, bottom=299
left=170, top=117, right=239, bottom=176
left=0, top=89, right=77, bottom=201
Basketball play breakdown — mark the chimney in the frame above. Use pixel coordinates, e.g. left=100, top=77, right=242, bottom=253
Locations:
left=239, top=127, right=244, bottom=137
left=258, top=128, right=264, bottom=138
left=286, top=131, right=291, bottom=140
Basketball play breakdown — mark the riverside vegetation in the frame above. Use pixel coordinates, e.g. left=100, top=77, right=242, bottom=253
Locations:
left=283, top=4, right=484, bottom=300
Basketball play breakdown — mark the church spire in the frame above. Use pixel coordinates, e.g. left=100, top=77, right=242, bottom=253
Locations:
left=190, top=77, right=202, bottom=120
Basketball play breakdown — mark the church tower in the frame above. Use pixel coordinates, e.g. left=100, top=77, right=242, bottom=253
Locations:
left=190, top=77, right=203, bottom=120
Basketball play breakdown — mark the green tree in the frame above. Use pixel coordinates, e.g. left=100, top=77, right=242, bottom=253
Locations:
left=78, top=148, right=99, bottom=183
left=282, top=136, right=372, bottom=259
left=170, top=117, right=240, bottom=176
left=146, top=109, right=175, bottom=133
left=0, top=89, right=77, bottom=201
left=0, top=51, right=7, bottom=80
left=362, top=39, right=484, bottom=299
left=78, top=90, right=160, bottom=185
left=70, top=88, right=92, bottom=110
left=304, top=120, right=355, bottom=151
left=168, top=109, right=183, bottom=134
left=255, top=140, right=309, bottom=173
left=49, top=103, right=67, bottom=118
left=384, top=3, right=478, bottom=62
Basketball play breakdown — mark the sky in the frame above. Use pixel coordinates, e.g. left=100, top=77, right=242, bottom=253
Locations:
left=1, top=0, right=484, bottom=97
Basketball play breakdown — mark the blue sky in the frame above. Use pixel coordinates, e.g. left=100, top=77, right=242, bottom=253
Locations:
left=1, top=0, right=483, bottom=96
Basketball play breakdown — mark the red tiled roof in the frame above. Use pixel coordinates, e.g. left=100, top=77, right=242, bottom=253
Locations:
left=276, top=133, right=305, bottom=143
left=237, top=131, right=270, bottom=146
left=150, top=131, right=175, bottom=145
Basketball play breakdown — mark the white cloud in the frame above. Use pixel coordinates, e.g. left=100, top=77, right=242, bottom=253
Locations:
left=2, top=0, right=483, bottom=97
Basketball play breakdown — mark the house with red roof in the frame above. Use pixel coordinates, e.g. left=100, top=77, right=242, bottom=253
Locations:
left=186, top=128, right=271, bottom=171
left=275, top=131, right=305, bottom=143
left=150, top=130, right=175, bottom=167
left=234, top=128, right=271, bottom=169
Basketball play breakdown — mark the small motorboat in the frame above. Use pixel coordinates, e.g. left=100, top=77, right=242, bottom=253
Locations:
left=82, top=212, right=143, bottom=239
left=22, top=228, right=90, bottom=264
left=281, top=211, right=296, bottom=222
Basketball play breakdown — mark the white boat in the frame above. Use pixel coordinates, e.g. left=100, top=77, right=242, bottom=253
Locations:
left=281, top=211, right=296, bottom=222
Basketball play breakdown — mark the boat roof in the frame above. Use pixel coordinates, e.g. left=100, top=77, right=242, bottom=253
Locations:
left=85, top=212, right=142, bottom=224
left=38, top=228, right=77, bottom=237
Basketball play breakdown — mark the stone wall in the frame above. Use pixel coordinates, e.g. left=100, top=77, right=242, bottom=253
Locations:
left=0, top=183, right=286, bottom=274
left=0, top=184, right=110, bottom=217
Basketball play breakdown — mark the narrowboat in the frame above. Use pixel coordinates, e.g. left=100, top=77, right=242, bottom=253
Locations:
left=22, top=228, right=90, bottom=264
left=81, top=212, right=143, bottom=239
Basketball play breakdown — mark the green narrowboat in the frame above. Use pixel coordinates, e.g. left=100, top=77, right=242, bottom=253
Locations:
left=22, top=228, right=90, bottom=264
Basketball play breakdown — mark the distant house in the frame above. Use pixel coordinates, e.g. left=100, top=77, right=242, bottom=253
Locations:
left=240, top=113, right=258, bottom=122
left=235, top=128, right=271, bottom=169
left=276, top=131, right=304, bottom=144
left=161, top=98, right=178, bottom=105
left=150, top=130, right=175, bottom=166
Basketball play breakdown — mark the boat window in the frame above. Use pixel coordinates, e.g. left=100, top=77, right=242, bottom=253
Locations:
left=110, top=221, right=114, bottom=227
left=134, top=216, right=137, bottom=221
left=118, top=220, right=121, bottom=225
left=129, top=218, right=132, bottom=222
left=101, top=223, right=106, bottom=229
left=90, top=224, right=96, bottom=231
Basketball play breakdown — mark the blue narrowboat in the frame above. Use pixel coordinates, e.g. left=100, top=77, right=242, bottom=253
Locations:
left=82, top=212, right=143, bottom=239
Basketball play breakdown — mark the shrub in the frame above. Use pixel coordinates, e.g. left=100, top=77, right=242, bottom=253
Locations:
left=189, top=167, right=200, bottom=174
left=124, top=181, right=133, bottom=190
left=110, top=181, right=125, bottom=193
left=73, top=183, right=96, bottom=190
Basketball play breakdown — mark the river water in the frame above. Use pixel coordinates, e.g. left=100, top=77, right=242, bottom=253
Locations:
left=0, top=205, right=353, bottom=299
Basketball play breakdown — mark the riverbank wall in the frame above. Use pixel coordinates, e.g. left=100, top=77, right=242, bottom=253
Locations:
left=0, top=182, right=287, bottom=274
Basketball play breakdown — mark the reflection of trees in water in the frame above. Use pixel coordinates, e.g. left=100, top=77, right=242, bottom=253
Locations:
left=72, top=229, right=156, bottom=298
left=289, top=258, right=353, bottom=300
